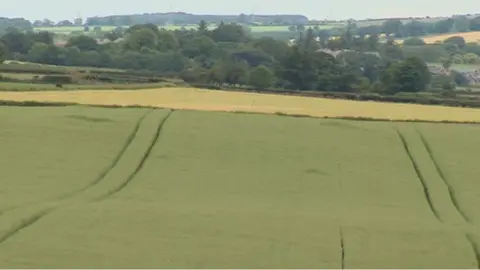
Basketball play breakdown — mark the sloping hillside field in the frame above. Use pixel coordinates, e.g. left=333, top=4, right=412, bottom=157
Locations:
left=0, top=106, right=480, bottom=268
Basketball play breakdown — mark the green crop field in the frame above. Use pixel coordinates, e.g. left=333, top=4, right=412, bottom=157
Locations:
left=0, top=106, right=480, bottom=268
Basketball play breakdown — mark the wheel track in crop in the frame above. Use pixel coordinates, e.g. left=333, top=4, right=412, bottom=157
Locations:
left=466, top=234, right=480, bottom=269
left=96, top=109, right=173, bottom=200
left=395, top=128, right=442, bottom=222
left=0, top=109, right=173, bottom=245
left=415, top=128, right=479, bottom=267
left=0, top=207, right=54, bottom=244
left=397, top=126, right=480, bottom=267
left=339, top=227, right=345, bottom=269
left=57, top=109, right=154, bottom=200
left=415, top=128, right=471, bottom=224
left=0, top=110, right=152, bottom=218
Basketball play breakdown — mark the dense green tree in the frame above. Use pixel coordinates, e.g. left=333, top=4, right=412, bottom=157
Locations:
left=74, top=18, right=83, bottom=26
left=463, top=53, right=479, bottom=64
left=249, top=65, right=275, bottom=88
left=366, top=34, right=380, bottom=51
left=443, top=36, right=466, bottom=48
left=157, top=30, right=180, bottom=51
left=211, top=23, right=248, bottom=43
left=126, top=24, right=161, bottom=36
left=0, top=30, right=33, bottom=54
left=356, top=25, right=382, bottom=37
left=469, top=16, right=480, bottom=31
left=66, top=35, right=99, bottom=51
left=404, top=20, right=430, bottom=37
left=337, top=51, right=383, bottom=84
left=442, top=58, right=452, bottom=69
left=453, top=16, right=470, bottom=32
left=231, top=48, right=275, bottom=67
left=279, top=46, right=344, bottom=91
left=105, top=30, right=122, bottom=42
left=433, top=18, right=455, bottom=33
left=57, top=20, right=73, bottom=26
left=181, top=35, right=215, bottom=58
left=380, top=40, right=404, bottom=61
left=465, top=43, right=480, bottom=56
left=403, top=37, right=426, bottom=46
left=251, top=37, right=290, bottom=62
left=198, top=20, right=208, bottom=33
left=381, top=57, right=430, bottom=93
left=299, top=28, right=319, bottom=51
left=452, top=70, right=469, bottom=86
left=224, top=60, right=250, bottom=85
left=125, top=28, right=158, bottom=50
left=0, top=42, right=7, bottom=63
left=382, top=20, right=404, bottom=37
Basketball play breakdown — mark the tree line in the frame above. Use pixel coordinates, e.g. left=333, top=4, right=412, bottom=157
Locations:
left=85, top=13, right=309, bottom=26
left=0, top=21, right=438, bottom=94
left=301, top=15, right=480, bottom=44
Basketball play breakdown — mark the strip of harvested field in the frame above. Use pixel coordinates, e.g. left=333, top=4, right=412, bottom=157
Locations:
left=416, top=128, right=471, bottom=224
left=2, top=88, right=480, bottom=122
left=98, top=110, right=173, bottom=199
left=395, top=128, right=442, bottom=223
left=396, top=125, right=469, bottom=226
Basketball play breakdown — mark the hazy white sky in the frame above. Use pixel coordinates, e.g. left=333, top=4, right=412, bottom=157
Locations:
left=1, top=0, right=478, bottom=21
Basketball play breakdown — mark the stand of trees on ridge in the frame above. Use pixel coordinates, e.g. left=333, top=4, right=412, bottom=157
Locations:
left=0, top=21, right=442, bottom=95
left=4, top=13, right=480, bottom=39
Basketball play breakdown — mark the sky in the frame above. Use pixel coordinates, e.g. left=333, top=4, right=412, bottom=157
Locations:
left=1, top=0, right=478, bottom=21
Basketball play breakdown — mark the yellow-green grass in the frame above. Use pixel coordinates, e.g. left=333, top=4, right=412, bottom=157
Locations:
left=2, top=87, right=480, bottom=122
left=0, top=108, right=479, bottom=268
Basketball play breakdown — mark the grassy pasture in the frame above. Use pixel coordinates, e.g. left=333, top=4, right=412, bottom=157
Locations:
left=2, top=87, right=480, bottom=122
left=0, top=107, right=479, bottom=268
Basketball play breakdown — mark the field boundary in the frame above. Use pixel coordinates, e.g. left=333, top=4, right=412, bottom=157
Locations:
left=415, top=129, right=471, bottom=224
left=395, top=129, right=442, bottom=223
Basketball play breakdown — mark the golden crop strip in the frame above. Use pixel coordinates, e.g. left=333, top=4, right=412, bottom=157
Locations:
left=398, top=31, right=480, bottom=44
left=2, top=87, right=480, bottom=122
